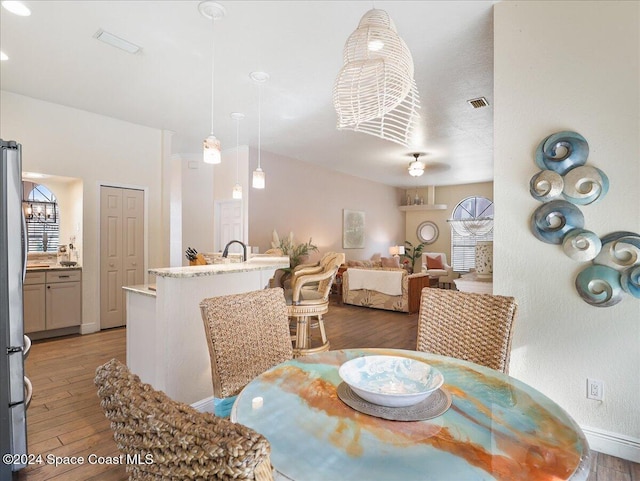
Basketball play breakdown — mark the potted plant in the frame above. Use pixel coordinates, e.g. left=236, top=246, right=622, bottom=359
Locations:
left=271, top=230, right=318, bottom=271
left=401, top=240, right=426, bottom=274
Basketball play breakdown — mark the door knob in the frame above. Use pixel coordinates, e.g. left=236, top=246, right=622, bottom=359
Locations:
left=109, top=262, right=115, bottom=267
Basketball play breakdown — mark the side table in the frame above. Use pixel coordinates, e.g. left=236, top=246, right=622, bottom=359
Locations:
left=408, top=274, right=430, bottom=313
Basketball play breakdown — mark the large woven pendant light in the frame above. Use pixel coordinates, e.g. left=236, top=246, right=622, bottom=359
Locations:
left=333, top=9, right=420, bottom=147
left=199, top=1, right=225, bottom=164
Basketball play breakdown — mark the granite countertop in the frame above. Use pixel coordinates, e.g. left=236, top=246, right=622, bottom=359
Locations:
left=122, top=284, right=157, bottom=297
left=149, top=256, right=290, bottom=278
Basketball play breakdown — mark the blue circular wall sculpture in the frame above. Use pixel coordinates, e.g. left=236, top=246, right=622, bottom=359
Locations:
left=535, top=131, right=589, bottom=175
left=562, top=229, right=601, bottom=262
left=530, top=131, right=638, bottom=307
left=531, top=200, right=584, bottom=244
left=562, top=166, right=609, bottom=205
left=575, top=265, right=624, bottom=307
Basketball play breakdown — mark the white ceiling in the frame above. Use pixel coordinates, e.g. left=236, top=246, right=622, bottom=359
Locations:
left=0, top=0, right=495, bottom=188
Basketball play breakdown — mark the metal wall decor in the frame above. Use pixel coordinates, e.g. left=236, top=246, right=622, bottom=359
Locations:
left=416, top=221, right=438, bottom=244
left=529, top=130, right=639, bottom=307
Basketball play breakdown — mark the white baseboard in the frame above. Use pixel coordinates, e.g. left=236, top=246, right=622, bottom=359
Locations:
left=191, top=396, right=216, bottom=414
left=582, top=425, right=640, bottom=463
left=80, top=322, right=99, bottom=335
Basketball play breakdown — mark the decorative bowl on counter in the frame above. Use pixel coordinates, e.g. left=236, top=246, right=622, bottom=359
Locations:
left=60, top=261, right=77, bottom=267
left=338, top=355, right=444, bottom=407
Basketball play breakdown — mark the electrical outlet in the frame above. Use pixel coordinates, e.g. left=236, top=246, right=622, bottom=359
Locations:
left=587, top=378, right=604, bottom=401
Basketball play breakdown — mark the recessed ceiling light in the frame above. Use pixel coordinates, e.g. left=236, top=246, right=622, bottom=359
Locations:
left=250, top=71, right=270, bottom=83
left=0, top=51, right=8, bottom=61
left=94, top=29, right=141, bottom=54
left=1, top=1, right=31, bottom=16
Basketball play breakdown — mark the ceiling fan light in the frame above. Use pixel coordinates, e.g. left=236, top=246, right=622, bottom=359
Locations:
left=252, top=167, right=265, bottom=189
left=408, top=160, right=425, bottom=177
left=203, top=135, right=221, bottom=164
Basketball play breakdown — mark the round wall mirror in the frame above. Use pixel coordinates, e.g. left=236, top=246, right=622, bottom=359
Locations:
left=417, top=221, right=439, bottom=244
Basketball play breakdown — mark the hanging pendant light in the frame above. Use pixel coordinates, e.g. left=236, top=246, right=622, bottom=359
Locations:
left=231, top=112, right=244, bottom=199
left=199, top=1, right=225, bottom=164
left=250, top=71, right=269, bottom=189
left=333, top=8, right=420, bottom=147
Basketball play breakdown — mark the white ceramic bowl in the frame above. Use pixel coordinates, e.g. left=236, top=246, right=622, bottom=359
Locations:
left=338, top=355, right=444, bottom=408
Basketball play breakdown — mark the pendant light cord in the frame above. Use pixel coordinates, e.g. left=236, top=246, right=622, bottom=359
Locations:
left=210, top=19, right=215, bottom=135
left=257, top=82, right=262, bottom=169
left=235, top=118, right=240, bottom=182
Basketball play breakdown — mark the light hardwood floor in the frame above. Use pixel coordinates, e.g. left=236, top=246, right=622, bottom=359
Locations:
left=17, top=301, right=639, bottom=481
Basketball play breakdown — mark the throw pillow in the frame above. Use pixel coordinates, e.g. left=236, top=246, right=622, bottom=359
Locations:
left=381, top=257, right=401, bottom=268
left=426, top=254, right=444, bottom=269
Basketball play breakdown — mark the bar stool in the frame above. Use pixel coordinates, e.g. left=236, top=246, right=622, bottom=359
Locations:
left=286, top=253, right=345, bottom=357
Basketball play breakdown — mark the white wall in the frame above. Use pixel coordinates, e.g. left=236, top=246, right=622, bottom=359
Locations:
left=494, top=1, right=640, bottom=460
left=180, top=153, right=215, bottom=260
left=1, top=91, right=164, bottom=333
left=248, top=148, right=404, bottom=262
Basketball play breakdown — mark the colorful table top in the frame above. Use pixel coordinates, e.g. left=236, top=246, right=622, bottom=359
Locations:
left=231, top=348, right=590, bottom=481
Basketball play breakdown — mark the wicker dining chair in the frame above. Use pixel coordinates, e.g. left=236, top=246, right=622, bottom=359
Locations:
left=200, top=288, right=293, bottom=399
left=94, top=358, right=273, bottom=481
left=417, top=288, right=518, bottom=374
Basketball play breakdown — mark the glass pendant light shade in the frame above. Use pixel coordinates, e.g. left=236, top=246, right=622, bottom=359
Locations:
left=250, top=71, right=269, bottom=190
left=200, top=1, right=225, bottom=164
left=252, top=167, right=265, bottom=189
left=203, top=135, right=221, bottom=164
left=232, top=183, right=243, bottom=199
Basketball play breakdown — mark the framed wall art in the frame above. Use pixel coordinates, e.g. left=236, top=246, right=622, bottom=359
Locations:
left=343, top=209, right=365, bottom=249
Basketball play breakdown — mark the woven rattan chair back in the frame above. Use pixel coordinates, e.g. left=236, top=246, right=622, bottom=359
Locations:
left=94, top=358, right=273, bottom=481
left=417, top=289, right=518, bottom=373
left=200, top=288, right=293, bottom=398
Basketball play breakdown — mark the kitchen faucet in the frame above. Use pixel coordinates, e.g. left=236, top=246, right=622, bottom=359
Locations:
left=222, top=240, right=247, bottom=261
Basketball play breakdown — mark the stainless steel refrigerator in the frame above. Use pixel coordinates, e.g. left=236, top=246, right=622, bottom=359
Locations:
left=1, top=139, right=32, bottom=477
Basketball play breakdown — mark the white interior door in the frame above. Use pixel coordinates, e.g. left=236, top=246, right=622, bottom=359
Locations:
left=216, top=200, right=243, bottom=253
left=100, top=186, right=144, bottom=329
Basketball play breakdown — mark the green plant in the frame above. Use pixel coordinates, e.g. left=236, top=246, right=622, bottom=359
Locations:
left=271, top=230, right=318, bottom=268
left=402, top=240, right=426, bottom=272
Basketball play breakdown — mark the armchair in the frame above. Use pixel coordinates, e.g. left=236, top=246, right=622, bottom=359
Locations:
left=421, top=252, right=459, bottom=285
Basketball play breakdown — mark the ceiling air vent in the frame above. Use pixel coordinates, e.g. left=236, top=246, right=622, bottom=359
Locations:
left=94, top=29, right=141, bottom=54
left=467, top=97, right=489, bottom=109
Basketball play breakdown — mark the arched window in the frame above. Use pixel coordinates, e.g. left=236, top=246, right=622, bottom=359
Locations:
left=23, top=182, right=60, bottom=253
left=448, top=196, right=493, bottom=272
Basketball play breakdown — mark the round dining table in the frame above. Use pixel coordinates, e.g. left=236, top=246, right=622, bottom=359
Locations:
left=231, top=348, right=590, bottom=481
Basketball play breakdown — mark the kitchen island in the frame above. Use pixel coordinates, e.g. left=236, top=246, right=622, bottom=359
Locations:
left=123, top=256, right=289, bottom=406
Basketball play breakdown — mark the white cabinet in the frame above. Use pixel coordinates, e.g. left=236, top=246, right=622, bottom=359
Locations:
left=23, top=269, right=82, bottom=334
left=23, top=272, right=46, bottom=333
